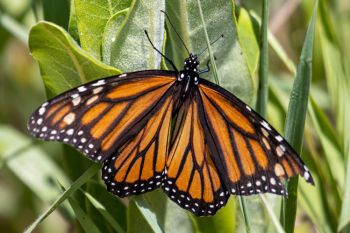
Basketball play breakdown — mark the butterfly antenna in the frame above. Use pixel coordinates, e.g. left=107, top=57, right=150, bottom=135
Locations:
left=161, top=10, right=190, bottom=55
left=198, top=34, right=224, bottom=57
left=144, top=30, right=178, bottom=72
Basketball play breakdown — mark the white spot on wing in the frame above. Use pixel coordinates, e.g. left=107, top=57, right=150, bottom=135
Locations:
left=78, top=86, right=87, bottom=92
left=37, top=118, right=43, bottom=125
left=72, top=96, right=81, bottom=106
left=38, top=107, right=46, bottom=115
left=63, top=113, right=76, bottom=125
left=66, top=128, right=74, bottom=135
left=261, top=121, right=271, bottom=130
left=86, top=95, right=98, bottom=105
left=92, top=80, right=105, bottom=86
left=261, top=128, right=269, bottom=137
left=304, top=171, right=310, bottom=180
left=275, top=135, right=283, bottom=142
left=270, top=177, right=276, bottom=185
left=93, top=87, right=103, bottom=94
left=71, top=93, right=79, bottom=99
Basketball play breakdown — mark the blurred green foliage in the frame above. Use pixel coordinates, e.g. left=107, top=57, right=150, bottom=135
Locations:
left=0, top=0, right=349, bottom=232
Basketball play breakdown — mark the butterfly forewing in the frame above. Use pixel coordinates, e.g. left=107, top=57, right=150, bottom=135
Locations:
left=28, top=71, right=177, bottom=162
left=197, top=79, right=313, bottom=196
left=28, top=53, right=314, bottom=217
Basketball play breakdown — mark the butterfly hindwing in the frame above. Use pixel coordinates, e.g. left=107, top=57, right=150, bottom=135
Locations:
left=28, top=71, right=177, bottom=162
left=102, top=94, right=174, bottom=196
left=197, top=78, right=313, bottom=196
left=27, top=51, right=314, bottom=217
left=164, top=94, right=229, bottom=216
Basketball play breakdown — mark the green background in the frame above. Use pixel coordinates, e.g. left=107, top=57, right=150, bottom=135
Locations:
left=0, top=0, right=349, bottom=232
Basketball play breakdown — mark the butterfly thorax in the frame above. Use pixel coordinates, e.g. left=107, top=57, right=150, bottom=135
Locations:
left=178, top=53, right=200, bottom=97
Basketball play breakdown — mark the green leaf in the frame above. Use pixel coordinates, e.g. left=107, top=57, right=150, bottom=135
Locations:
left=0, top=11, right=28, bottom=44
left=309, top=97, right=344, bottom=187
left=163, top=197, right=194, bottom=233
left=339, top=110, right=350, bottom=232
left=236, top=7, right=260, bottom=77
left=248, top=10, right=297, bottom=75
left=260, top=195, right=284, bottom=233
left=102, top=8, right=129, bottom=66
left=235, top=196, right=269, bottom=233
left=193, top=198, right=236, bottom=233
left=67, top=194, right=102, bottom=233
left=82, top=183, right=126, bottom=233
left=337, top=56, right=350, bottom=233
left=28, top=21, right=120, bottom=97
left=238, top=197, right=251, bottom=233
left=255, top=0, right=269, bottom=117
left=298, top=181, right=335, bottom=233
left=74, top=0, right=132, bottom=60
left=80, top=188, right=125, bottom=233
left=24, top=164, right=100, bottom=233
left=196, top=0, right=219, bottom=85
left=165, top=0, right=254, bottom=104
left=128, top=195, right=164, bottom=233
left=42, top=0, right=70, bottom=29
left=103, top=0, right=165, bottom=71
left=128, top=191, right=195, bottom=233
left=0, top=125, right=70, bottom=202
left=68, top=0, right=80, bottom=43
left=282, top=1, right=318, bottom=232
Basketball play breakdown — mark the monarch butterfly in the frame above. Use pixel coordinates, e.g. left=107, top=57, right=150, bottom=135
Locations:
left=28, top=30, right=313, bottom=216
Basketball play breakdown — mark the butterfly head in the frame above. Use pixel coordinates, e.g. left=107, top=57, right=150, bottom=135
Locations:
left=184, top=53, right=200, bottom=73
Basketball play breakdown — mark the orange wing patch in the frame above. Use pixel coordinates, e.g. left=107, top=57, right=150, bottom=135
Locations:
left=199, top=82, right=314, bottom=196
left=28, top=73, right=176, bottom=164
left=101, top=83, right=173, bottom=151
left=231, top=128, right=255, bottom=176
left=82, top=103, right=110, bottom=125
left=101, top=96, right=173, bottom=197
left=164, top=97, right=229, bottom=216
left=106, top=77, right=174, bottom=100
left=52, top=105, right=71, bottom=126
left=200, top=85, right=255, bottom=134
left=200, top=90, right=241, bottom=183
left=91, top=102, right=129, bottom=139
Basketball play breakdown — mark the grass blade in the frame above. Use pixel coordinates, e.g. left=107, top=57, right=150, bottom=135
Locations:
left=129, top=196, right=164, bottom=233
left=196, top=0, right=219, bottom=85
left=255, top=0, right=269, bottom=116
left=24, top=163, right=100, bottom=233
left=67, top=195, right=102, bottom=233
left=338, top=81, right=350, bottom=231
left=81, top=190, right=126, bottom=233
left=282, top=1, right=318, bottom=232
left=0, top=11, right=28, bottom=44
left=248, top=10, right=297, bottom=75
left=260, top=195, right=285, bottom=233
left=239, top=197, right=251, bottom=233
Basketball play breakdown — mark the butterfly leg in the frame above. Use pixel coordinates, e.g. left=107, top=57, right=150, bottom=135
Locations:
left=199, top=60, right=211, bottom=74
left=199, top=56, right=217, bottom=74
